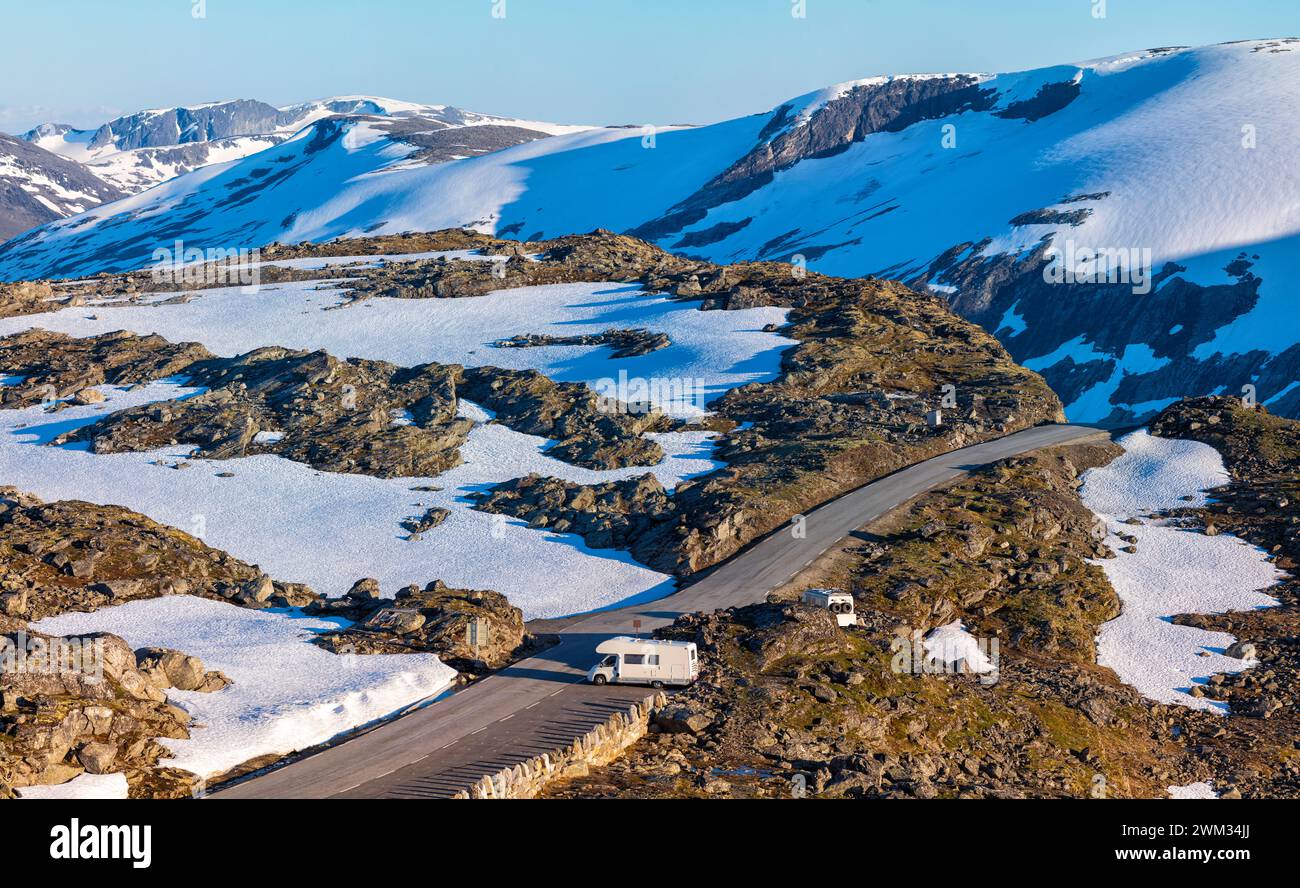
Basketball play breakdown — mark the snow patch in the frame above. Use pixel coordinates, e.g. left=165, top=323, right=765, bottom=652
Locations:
left=31, top=595, right=457, bottom=779
left=923, top=620, right=996, bottom=673
left=1167, top=781, right=1218, bottom=799
left=997, top=302, right=1027, bottom=335
left=19, top=772, right=130, bottom=800
left=1081, top=431, right=1282, bottom=712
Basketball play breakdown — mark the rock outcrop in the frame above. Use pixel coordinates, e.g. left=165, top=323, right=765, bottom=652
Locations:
left=0, top=486, right=321, bottom=620
left=472, top=473, right=675, bottom=564
left=1, top=629, right=215, bottom=797
left=0, top=328, right=210, bottom=407
left=494, top=327, right=670, bottom=358
left=59, top=344, right=476, bottom=478
left=8, top=329, right=667, bottom=476
left=134, top=647, right=231, bottom=693
left=312, top=579, right=528, bottom=671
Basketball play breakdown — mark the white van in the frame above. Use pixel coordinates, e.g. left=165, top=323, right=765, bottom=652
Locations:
left=586, top=637, right=698, bottom=688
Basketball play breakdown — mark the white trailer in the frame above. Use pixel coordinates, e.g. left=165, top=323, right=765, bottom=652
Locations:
left=802, top=587, right=858, bottom=627
left=586, top=636, right=698, bottom=688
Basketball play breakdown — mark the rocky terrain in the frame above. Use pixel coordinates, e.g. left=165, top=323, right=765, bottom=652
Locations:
left=542, top=440, right=1295, bottom=799
left=310, top=230, right=1063, bottom=575
left=56, top=340, right=478, bottom=478
left=0, top=328, right=209, bottom=407
left=472, top=472, right=674, bottom=560
left=0, top=485, right=267, bottom=797
left=0, top=328, right=667, bottom=476
left=1145, top=397, right=1300, bottom=791
left=311, top=578, right=529, bottom=673
left=0, top=483, right=526, bottom=796
left=849, top=442, right=1123, bottom=663
left=1, top=627, right=223, bottom=799
left=0, top=486, right=305, bottom=620
left=2, top=230, right=1062, bottom=579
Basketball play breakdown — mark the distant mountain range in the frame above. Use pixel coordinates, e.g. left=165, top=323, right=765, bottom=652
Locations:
left=0, top=96, right=588, bottom=241
left=17, top=96, right=587, bottom=195
left=2, top=40, right=1297, bottom=422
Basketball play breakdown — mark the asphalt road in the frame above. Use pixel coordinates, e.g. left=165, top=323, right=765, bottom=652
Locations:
left=215, top=422, right=1106, bottom=798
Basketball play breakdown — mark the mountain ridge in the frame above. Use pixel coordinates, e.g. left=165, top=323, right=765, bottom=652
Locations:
left=0, top=133, right=126, bottom=240
left=3, top=40, right=1298, bottom=424
left=14, top=94, right=589, bottom=197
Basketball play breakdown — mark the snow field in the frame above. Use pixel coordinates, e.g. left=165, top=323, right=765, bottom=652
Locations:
left=31, top=596, right=458, bottom=780
left=1080, top=431, right=1282, bottom=712
left=0, top=279, right=794, bottom=419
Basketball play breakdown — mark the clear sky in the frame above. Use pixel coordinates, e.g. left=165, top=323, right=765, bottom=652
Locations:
left=3, top=0, right=1297, bottom=133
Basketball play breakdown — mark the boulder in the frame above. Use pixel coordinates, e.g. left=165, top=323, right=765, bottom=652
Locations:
left=654, top=706, right=712, bottom=735
left=364, top=608, right=426, bottom=635
left=135, top=647, right=231, bottom=693
left=345, top=577, right=384, bottom=601
left=77, top=741, right=117, bottom=774
left=71, top=388, right=106, bottom=406
left=1223, top=640, right=1256, bottom=660
left=0, top=589, right=28, bottom=617
left=242, top=574, right=275, bottom=603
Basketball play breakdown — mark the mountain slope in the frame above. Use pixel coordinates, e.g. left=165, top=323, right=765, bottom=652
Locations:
left=20, top=96, right=586, bottom=194
left=0, top=133, right=126, bottom=240
left=3, top=40, right=1297, bottom=422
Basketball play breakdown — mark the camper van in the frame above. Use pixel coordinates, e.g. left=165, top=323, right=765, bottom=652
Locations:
left=802, top=587, right=858, bottom=627
left=586, top=637, right=698, bottom=688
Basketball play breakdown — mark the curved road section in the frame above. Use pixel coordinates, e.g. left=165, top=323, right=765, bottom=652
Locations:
left=217, top=422, right=1105, bottom=798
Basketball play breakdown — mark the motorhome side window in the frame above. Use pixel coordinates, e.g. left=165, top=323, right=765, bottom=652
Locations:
left=648, top=655, right=659, bottom=666
left=625, top=654, right=645, bottom=665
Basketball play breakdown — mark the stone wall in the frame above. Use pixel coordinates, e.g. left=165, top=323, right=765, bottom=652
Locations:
left=452, top=691, right=665, bottom=799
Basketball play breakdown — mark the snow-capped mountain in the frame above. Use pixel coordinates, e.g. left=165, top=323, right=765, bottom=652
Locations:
left=3, top=40, right=1297, bottom=422
left=20, top=96, right=587, bottom=194
left=0, top=133, right=126, bottom=240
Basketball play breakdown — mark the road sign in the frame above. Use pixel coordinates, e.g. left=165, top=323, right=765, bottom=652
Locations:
left=467, top=617, right=488, bottom=657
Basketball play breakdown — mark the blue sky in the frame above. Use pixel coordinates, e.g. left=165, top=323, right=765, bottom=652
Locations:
left=3, top=0, right=1297, bottom=132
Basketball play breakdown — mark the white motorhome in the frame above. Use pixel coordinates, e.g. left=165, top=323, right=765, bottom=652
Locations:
left=802, top=587, right=858, bottom=627
left=586, top=636, right=698, bottom=688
